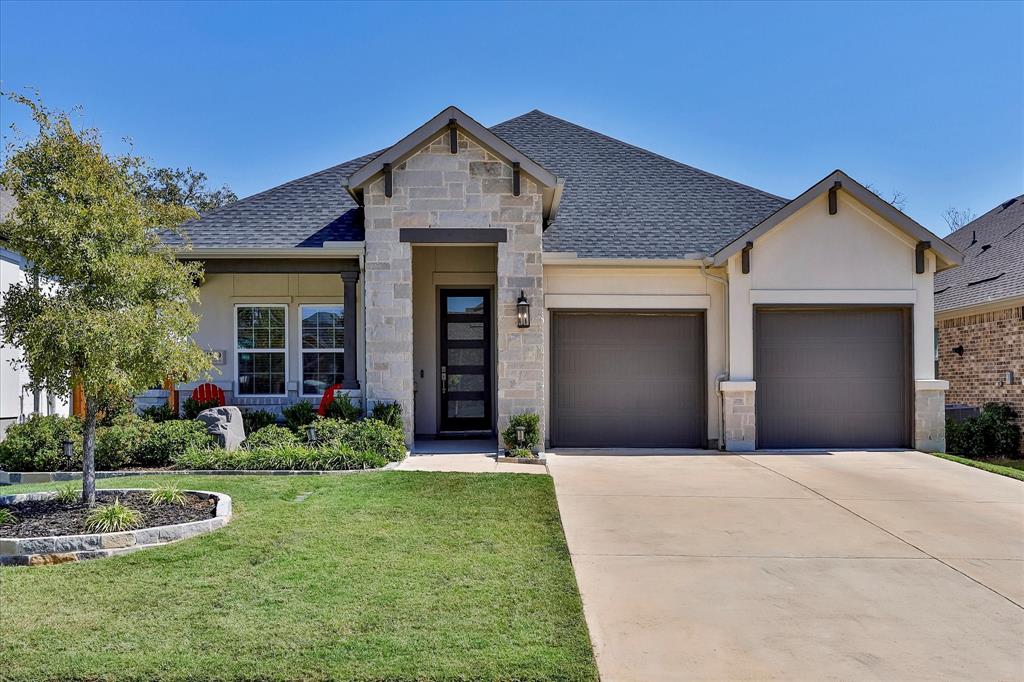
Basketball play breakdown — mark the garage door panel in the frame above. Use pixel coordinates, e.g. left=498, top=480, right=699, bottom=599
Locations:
left=552, top=313, right=705, bottom=448
left=756, top=308, right=910, bottom=449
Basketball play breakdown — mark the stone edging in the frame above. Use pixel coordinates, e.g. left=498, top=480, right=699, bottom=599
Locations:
left=0, top=460, right=403, bottom=486
left=495, top=456, right=546, bottom=465
left=1, top=489, right=232, bottom=566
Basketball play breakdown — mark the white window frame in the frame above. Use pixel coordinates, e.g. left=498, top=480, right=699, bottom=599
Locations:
left=234, top=303, right=289, bottom=397
left=299, top=304, right=345, bottom=397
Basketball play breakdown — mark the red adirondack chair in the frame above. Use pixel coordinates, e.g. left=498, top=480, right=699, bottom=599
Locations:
left=191, top=383, right=226, bottom=407
left=317, top=383, right=344, bottom=416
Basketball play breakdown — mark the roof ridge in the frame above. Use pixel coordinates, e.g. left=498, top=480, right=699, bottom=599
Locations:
left=506, top=109, right=789, bottom=204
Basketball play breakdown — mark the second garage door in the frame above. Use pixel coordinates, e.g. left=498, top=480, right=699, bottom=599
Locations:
left=755, top=307, right=911, bottom=449
left=551, top=312, right=705, bottom=447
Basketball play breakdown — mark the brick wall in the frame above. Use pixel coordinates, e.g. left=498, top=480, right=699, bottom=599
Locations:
left=937, top=305, right=1024, bottom=446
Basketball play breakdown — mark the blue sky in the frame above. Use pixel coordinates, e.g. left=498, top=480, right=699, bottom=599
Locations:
left=1, top=0, right=1020, bottom=233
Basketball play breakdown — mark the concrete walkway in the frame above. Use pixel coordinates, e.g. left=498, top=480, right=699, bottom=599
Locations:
left=548, top=450, right=1024, bottom=681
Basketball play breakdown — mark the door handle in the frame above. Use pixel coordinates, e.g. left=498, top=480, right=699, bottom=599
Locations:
left=441, top=366, right=447, bottom=395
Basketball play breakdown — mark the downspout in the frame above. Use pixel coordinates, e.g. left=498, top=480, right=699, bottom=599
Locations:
left=697, top=256, right=729, bottom=450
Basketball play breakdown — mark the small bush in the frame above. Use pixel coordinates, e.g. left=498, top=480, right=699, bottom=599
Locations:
left=316, top=418, right=405, bottom=462
left=242, top=409, right=278, bottom=435
left=0, top=508, right=17, bottom=525
left=325, top=394, right=362, bottom=422
left=370, top=401, right=403, bottom=430
left=282, top=401, right=318, bottom=433
left=148, top=483, right=186, bottom=506
left=245, top=424, right=300, bottom=449
left=84, top=499, right=142, bottom=533
left=183, top=397, right=220, bottom=420
left=501, top=412, right=541, bottom=451
left=139, top=404, right=176, bottom=423
left=54, top=483, right=81, bottom=504
left=136, top=420, right=215, bottom=467
left=0, top=415, right=82, bottom=472
left=946, top=402, right=1021, bottom=459
left=95, top=413, right=156, bottom=470
left=506, top=447, right=536, bottom=459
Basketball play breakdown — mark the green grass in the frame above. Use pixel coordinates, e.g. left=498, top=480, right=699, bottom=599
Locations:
left=933, top=452, right=1024, bottom=482
left=0, top=472, right=597, bottom=681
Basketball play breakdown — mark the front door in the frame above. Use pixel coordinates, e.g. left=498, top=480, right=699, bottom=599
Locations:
left=439, top=289, right=492, bottom=433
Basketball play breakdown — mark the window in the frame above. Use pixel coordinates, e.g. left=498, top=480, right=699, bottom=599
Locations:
left=236, top=305, right=287, bottom=395
left=301, top=305, right=344, bottom=396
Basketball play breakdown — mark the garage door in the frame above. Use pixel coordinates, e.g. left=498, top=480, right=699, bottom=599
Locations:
left=552, top=312, right=705, bottom=447
left=755, top=307, right=911, bottom=449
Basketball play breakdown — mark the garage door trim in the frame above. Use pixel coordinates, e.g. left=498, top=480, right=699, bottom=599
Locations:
left=753, top=305, right=913, bottom=449
left=551, top=309, right=707, bottom=448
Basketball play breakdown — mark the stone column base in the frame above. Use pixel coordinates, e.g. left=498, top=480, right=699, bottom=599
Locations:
left=915, top=379, right=948, bottom=453
left=721, top=381, right=756, bottom=452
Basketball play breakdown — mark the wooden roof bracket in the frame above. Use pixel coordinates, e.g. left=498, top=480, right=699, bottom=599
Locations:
left=741, top=241, right=753, bottom=274
left=916, top=240, right=931, bottom=274
left=828, top=181, right=842, bottom=215
left=448, top=118, right=458, bottom=154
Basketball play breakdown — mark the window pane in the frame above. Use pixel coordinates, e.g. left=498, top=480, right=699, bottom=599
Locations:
left=448, top=348, right=484, bottom=366
left=302, top=351, right=343, bottom=396
left=302, top=306, right=343, bottom=349
left=447, top=296, right=484, bottom=314
left=447, top=322, right=484, bottom=340
left=237, top=351, right=286, bottom=395
left=448, top=374, right=484, bottom=392
left=447, top=400, right=484, bottom=418
left=239, top=306, right=285, bottom=350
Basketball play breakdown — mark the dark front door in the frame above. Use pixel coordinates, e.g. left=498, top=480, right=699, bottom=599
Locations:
left=439, top=289, right=492, bottom=433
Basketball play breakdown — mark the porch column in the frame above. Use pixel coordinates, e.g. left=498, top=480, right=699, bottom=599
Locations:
left=341, top=270, right=360, bottom=390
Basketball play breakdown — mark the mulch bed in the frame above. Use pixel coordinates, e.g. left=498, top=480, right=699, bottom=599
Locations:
left=1, top=491, right=216, bottom=539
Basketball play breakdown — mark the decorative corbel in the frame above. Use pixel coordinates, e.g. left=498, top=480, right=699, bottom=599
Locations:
left=741, top=241, right=753, bottom=274
left=512, top=162, right=521, bottom=197
left=448, top=118, right=458, bottom=154
left=828, top=181, right=842, bottom=215
left=383, top=163, right=393, bottom=198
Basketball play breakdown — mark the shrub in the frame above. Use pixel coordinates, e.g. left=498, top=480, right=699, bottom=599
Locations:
left=148, top=483, right=186, bottom=506
left=139, top=404, right=176, bottom=422
left=245, top=424, right=300, bottom=449
left=325, top=393, right=362, bottom=421
left=506, top=447, right=536, bottom=459
left=96, top=393, right=137, bottom=427
left=0, top=508, right=17, bottom=525
left=54, top=483, right=80, bottom=504
left=95, top=413, right=156, bottom=470
left=316, top=418, right=405, bottom=462
left=370, top=401, right=403, bottom=430
left=183, top=397, right=220, bottom=420
left=136, top=420, right=215, bottom=467
left=84, top=499, right=142, bottom=533
left=172, top=442, right=386, bottom=471
left=946, top=402, right=1021, bottom=459
left=0, top=414, right=82, bottom=472
left=282, top=401, right=317, bottom=433
left=242, top=409, right=278, bottom=435
left=501, top=412, right=540, bottom=452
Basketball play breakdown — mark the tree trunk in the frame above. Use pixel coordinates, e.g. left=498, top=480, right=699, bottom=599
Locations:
left=82, top=397, right=98, bottom=506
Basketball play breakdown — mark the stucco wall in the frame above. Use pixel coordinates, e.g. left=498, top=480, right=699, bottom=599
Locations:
left=411, top=245, right=496, bottom=435
left=543, top=263, right=726, bottom=446
left=185, top=272, right=362, bottom=412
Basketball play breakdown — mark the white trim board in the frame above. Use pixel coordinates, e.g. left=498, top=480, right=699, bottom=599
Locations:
left=544, top=294, right=711, bottom=309
left=749, top=290, right=917, bottom=305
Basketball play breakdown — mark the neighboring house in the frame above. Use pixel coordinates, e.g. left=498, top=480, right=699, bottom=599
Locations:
left=0, top=187, right=70, bottom=439
left=166, top=107, right=961, bottom=452
left=935, top=194, right=1023, bottom=441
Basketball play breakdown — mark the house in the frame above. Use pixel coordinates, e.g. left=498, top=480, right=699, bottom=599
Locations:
left=935, top=194, right=1023, bottom=441
left=166, top=107, right=961, bottom=452
left=0, top=187, right=70, bottom=439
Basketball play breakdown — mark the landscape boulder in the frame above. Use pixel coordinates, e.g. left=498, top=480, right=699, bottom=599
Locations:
left=196, top=406, right=246, bottom=451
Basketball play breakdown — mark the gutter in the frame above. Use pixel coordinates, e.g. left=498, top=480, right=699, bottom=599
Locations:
left=693, top=252, right=730, bottom=451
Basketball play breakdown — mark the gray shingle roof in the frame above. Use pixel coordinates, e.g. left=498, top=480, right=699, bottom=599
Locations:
left=174, top=110, right=788, bottom=256
left=934, top=194, right=1024, bottom=313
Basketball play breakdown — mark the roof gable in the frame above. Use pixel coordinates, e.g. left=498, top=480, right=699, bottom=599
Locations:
left=712, top=170, right=962, bottom=270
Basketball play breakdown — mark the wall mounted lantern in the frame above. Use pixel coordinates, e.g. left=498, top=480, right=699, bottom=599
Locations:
left=952, top=345, right=964, bottom=356
left=516, top=290, right=531, bottom=328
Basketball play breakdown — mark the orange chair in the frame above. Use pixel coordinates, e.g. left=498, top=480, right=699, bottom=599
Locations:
left=191, top=383, right=226, bottom=407
left=317, top=384, right=344, bottom=416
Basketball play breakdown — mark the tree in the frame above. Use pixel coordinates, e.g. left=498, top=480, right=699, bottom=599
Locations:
left=941, top=206, right=977, bottom=233
left=0, top=94, right=211, bottom=504
left=134, top=165, right=237, bottom=213
left=865, top=184, right=907, bottom=212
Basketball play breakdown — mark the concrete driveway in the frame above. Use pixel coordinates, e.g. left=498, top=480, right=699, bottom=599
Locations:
left=547, top=450, right=1024, bottom=681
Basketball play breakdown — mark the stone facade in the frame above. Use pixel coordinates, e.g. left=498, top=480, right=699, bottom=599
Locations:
left=362, top=131, right=546, bottom=445
left=937, top=305, right=1024, bottom=449
left=721, top=382, right=756, bottom=452
left=914, top=382, right=949, bottom=452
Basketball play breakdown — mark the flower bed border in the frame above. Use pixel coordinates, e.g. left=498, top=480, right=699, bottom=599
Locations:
left=1, top=488, right=232, bottom=566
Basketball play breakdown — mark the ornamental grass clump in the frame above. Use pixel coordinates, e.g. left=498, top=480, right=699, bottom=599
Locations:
left=84, top=499, right=143, bottom=533
left=0, top=508, right=17, bottom=526
left=53, top=483, right=80, bottom=504
left=148, top=483, right=187, bottom=506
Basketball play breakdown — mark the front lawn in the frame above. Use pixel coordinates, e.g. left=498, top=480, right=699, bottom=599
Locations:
left=933, top=452, right=1024, bottom=482
left=0, top=472, right=597, bottom=681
